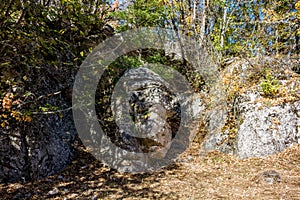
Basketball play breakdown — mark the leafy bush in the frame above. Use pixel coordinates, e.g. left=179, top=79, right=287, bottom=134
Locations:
left=0, top=0, right=111, bottom=127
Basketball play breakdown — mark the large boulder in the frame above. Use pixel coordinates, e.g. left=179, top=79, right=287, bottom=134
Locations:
left=79, top=66, right=202, bottom=172
left=111, top=67, right=182, bottom=154
left=236, top=95, right=300, bottom=158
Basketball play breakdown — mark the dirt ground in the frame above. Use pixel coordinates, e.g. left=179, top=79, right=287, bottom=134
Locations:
left=1, top=143, right=300, bottom=200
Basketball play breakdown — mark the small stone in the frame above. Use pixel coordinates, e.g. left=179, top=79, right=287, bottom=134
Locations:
left=47, top=187, right=59, bottom=196
left=253, top=170, right=281, bottom=184
left=261, top=170, right=281, bottom=184
left=186, top=155, right=194, bottom=162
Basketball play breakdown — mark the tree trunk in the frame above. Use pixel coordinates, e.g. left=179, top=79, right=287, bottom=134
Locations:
left=200, top=0, right=207, bottom=43
left=220, top=4, right=227, bottom=49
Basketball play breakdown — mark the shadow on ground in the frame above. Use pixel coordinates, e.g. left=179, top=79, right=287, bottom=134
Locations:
left=1, top=143, right=300, bottom=199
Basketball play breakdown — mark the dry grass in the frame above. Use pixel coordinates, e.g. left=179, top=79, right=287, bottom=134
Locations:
left=1, top=142, right=300, bottom=199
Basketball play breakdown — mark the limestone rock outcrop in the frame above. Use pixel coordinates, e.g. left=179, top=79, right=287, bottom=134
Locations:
left=202, top=57, right=300, bottom=159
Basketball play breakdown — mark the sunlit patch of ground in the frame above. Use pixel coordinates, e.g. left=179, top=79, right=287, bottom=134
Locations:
left=1, top=143, right=300, bottom=199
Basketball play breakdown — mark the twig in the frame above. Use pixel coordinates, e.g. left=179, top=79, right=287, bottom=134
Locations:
left=31, top=107, right=72, bottom=115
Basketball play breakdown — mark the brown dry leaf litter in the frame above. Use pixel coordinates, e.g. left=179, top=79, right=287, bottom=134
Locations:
left=0, top=143, right=299, bottom=199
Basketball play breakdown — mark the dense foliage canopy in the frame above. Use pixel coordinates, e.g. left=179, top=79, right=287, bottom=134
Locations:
left=0, top=0, right=299, bottom=139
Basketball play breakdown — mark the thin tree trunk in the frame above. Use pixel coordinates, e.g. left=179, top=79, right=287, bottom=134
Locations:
left=200, top=0, right=207, bottom=43
left=220, top=5, right=227, bottom=49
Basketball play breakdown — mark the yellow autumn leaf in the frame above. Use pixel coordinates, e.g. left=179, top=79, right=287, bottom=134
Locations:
left=1, top=122, right=7, bottom=127
left=185, top=15, right=193, bottom=25
left=295, top=1, right=300, bottom=10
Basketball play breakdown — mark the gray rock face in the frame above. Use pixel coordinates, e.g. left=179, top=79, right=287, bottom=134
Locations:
left=202, top=57, right=300, bottom=159
left=86, top=66, right=202, bottom=172
left=112, top=67, right=181, bottom=154
left=203, top=95, right=300, bottom=159
left=201, top=130, right=234, bottom=154
left=0, top=111, right=77, bottom=183
left=236, top=95, right=300, bottom=159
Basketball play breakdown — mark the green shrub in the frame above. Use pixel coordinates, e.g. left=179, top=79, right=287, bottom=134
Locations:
left=260, top=75, right=280, bottom=97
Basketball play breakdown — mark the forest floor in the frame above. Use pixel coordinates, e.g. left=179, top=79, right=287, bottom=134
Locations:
left=1, top=142, right=300, bottom=200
